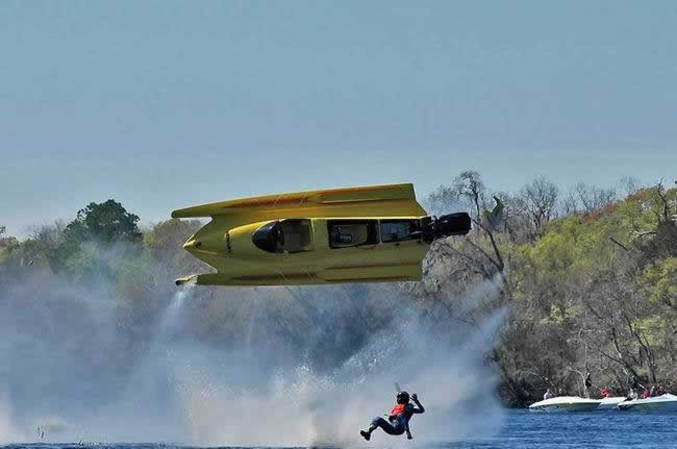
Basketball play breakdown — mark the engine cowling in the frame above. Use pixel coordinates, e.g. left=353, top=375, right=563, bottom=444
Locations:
left=420, top=212, right=471, bottom=243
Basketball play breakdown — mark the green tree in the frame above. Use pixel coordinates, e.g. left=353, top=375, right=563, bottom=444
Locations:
left=66, top=199, right=141, bottom=244
left=0, top=225, right=19, bottom=263
left=50, top=200, right=141, bottom=277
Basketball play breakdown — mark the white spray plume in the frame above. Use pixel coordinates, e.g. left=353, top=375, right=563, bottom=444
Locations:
left=1, top=248, right=505, bottom=445
left=170, top=296, right=505, bottom=446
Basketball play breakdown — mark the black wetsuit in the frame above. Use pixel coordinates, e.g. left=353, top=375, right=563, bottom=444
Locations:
left=371, top=402, right=424, bottom=435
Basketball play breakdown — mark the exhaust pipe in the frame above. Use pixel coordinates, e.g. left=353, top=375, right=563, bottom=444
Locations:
left=175, top=275, right=198, bottom=286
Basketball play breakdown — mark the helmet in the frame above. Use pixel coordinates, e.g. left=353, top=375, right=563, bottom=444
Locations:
left=396, top=391, right=410, bottom=404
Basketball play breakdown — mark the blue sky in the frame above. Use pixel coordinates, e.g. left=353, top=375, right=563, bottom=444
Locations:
left=1, top=1, right=676, bottom=236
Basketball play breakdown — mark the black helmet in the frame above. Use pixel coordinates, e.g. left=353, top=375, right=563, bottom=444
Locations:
left=396, top=391, right=410, bottom=404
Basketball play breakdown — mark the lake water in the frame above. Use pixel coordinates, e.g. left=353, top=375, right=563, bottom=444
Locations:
left=458, top=409, right=677, bottom=448
left=3, top=409, right=677, bottom=449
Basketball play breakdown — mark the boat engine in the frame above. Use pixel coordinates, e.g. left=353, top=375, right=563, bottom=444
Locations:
left=420, top=212, right=471, bottom=243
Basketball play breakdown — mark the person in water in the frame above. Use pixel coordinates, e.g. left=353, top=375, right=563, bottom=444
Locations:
left=360, top=391, right=424, bottom=441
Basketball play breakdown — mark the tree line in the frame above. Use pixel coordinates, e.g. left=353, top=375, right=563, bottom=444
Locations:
left=423, top=172, right=676, bottom=405
left=1, top=175, right=675, bottom=406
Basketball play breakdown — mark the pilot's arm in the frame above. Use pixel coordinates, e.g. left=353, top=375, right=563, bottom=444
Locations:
left=411, top=393, right=425, bottom=413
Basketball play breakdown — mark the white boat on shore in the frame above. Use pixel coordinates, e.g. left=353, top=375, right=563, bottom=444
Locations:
left=617, top=393, right=677, bottom=411
left=598, top=396, right=626, bottom=409
left=529, top=396, right=601, bottom=412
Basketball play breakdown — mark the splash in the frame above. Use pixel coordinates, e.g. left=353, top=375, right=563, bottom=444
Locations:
left=0, top=390, right=21, bottom=444
left=0, top=258, right=505, bottom=445
left=160, top=285, right=193, bottom=335
left=171, top=306, right=506, bottom=446
left=85, top=286, right=196, bottom=443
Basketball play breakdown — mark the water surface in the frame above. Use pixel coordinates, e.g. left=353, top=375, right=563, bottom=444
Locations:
left=4, top=409, right=677, bottom=449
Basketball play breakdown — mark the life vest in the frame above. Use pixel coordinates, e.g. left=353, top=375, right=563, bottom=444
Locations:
left=390, top=403, right=406, bottom=416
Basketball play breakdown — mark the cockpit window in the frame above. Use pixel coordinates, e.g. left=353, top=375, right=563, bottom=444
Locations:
left=253, top=219, right=313, bottom=253
left=380, top=219, right=420, bottom=243
left=328, top=220, right=379, bottom=248
left=252, top=221, right=281, bottom=253
left=279, top=219, right=313, bottom=252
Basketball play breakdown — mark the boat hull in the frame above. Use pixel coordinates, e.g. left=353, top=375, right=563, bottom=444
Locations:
left=529, top=396, right=601, bottom=412
left=618, top=394, right=677, bottom=412
left=598, top=397, right=626, bottom=410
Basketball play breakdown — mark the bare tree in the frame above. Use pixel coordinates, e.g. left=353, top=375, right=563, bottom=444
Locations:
left=431, top=172, right=508, bottom=296
left=453, top=170, right=487, bottom=223
left=426, top=184, right=460, bottom=216
left=574, top=183, right=617, bottom=213
left=520, top=176, right=559, bottom=236
left=620, top=176, right=642, bottom=197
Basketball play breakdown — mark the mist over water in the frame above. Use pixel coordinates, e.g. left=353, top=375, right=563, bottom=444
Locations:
left=0, top=258, right=505, bottom=446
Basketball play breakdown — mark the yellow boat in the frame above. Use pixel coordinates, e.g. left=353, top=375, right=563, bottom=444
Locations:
left=172, top=183, right=470, bottom=286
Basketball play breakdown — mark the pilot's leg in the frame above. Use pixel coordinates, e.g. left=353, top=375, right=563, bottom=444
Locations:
left=361, top=417, right=403, bottom=440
